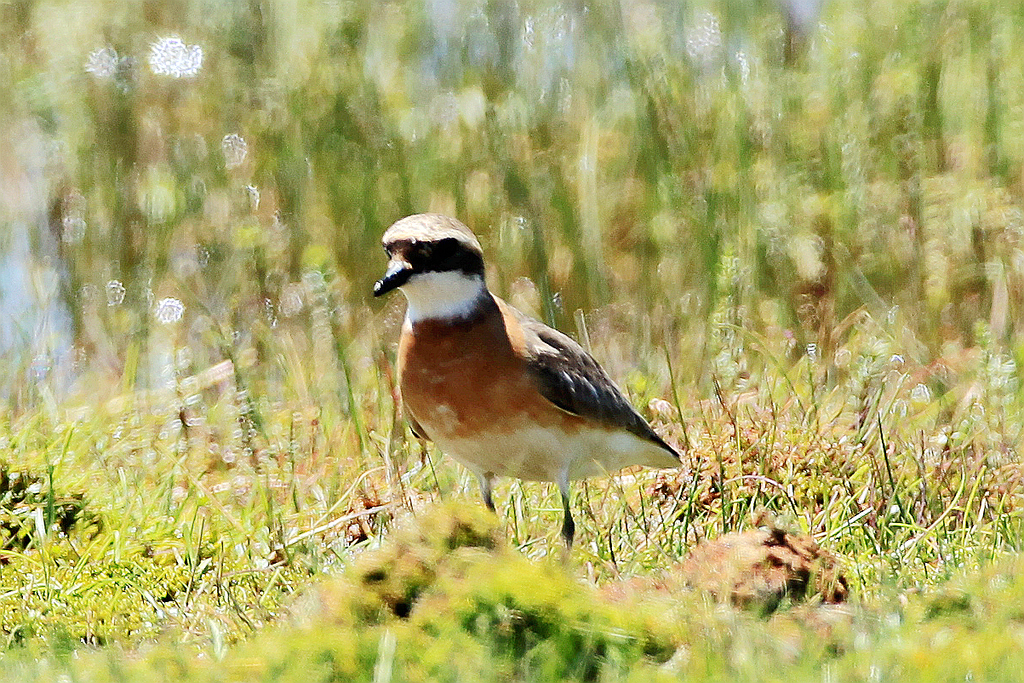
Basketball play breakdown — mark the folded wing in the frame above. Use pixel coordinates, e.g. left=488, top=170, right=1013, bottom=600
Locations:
left=510, top=305, right=680, bottom=462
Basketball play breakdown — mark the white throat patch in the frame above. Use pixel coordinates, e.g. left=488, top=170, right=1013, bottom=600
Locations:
left=401, top=270, right=488, bottom=323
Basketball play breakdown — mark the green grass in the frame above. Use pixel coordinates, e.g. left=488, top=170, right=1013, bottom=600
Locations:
left=2, top=0, right=1024, bottom=679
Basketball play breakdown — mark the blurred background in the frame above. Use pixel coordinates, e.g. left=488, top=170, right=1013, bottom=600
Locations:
left=1, top=0, right=1022, bottom=428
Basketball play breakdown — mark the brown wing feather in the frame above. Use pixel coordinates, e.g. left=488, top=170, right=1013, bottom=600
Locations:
left=508, top=305, right=680, bottom=461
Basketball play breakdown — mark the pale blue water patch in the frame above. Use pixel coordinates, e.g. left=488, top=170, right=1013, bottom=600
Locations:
left=0, top=220, right=74, bottom=397
left=0, top=120, right=74, bottom=399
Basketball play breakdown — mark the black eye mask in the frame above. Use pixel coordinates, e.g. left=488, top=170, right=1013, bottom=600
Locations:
left=414, top=237, right=483, bottom=276
left=374, top=237, right=484, bottom=297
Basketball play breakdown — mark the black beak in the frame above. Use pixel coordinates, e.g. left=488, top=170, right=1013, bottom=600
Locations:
left=373, top=260, right=412, bottom=297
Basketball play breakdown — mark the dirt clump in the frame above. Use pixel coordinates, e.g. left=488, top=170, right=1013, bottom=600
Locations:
left=680, top=527, right=848, bottom=613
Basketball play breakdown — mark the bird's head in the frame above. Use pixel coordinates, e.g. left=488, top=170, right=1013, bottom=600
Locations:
left=374, top=214, right=488, bottom=322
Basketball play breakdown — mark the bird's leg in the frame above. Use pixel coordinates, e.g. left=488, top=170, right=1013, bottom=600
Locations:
left=558, top=471, right=574, bottom=549
left=477, top=471, right=496, bottom=513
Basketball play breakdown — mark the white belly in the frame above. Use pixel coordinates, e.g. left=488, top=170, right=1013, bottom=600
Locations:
left=431, top=419, right=677, bottom=482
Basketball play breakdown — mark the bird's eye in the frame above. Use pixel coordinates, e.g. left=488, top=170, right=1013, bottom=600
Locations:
left=416, top=243, right=434, bottom=260
left=434, top=237, right=458, bottom=258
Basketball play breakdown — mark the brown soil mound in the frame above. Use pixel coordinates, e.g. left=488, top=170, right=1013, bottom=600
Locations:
left=680, top=528, right=848, bottom=612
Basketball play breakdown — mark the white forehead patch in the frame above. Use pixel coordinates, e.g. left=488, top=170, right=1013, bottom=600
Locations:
left=401, top=270, right=488, bottom=322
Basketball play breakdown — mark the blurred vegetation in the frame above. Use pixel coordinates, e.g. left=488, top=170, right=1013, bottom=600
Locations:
left=2, top=0, right=1024, bottom=401
left=1, top=0, right=1024, bottom=679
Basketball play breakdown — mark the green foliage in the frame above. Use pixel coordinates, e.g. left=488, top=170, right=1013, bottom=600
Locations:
left=0, top=463, right=92, bottom=555
left=2, top=0, right=1024, bottom=402
left=9, top=506, right=1024, bottom=681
